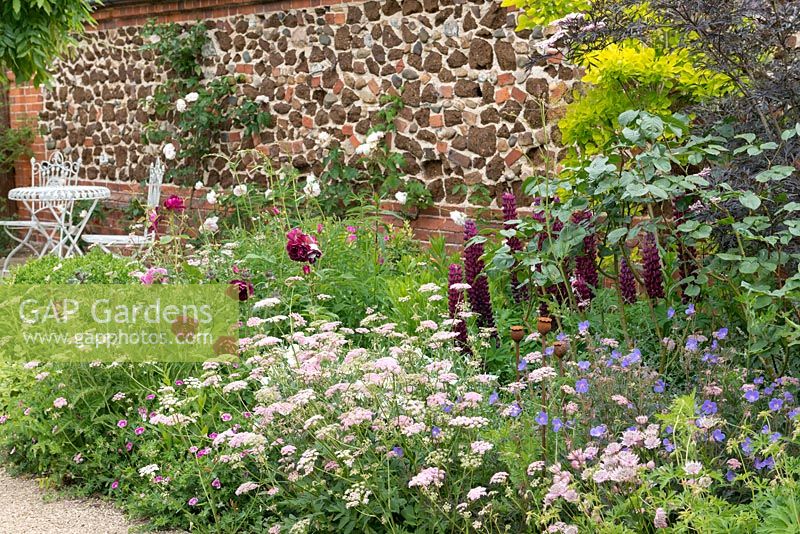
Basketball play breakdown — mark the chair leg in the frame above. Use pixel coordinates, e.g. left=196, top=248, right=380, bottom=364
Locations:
left=2, top=226, right=44, bottom=273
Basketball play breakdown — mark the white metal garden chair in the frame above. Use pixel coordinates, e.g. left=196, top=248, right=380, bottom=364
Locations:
left=82, top=158, right=166, bottom=253
left=1, top=152, right=82, bottom=272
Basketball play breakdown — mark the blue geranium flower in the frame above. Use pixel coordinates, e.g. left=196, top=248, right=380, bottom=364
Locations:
left=535, top=411, right=548, bottom=426
left=575, top=379, right=589, bottom=394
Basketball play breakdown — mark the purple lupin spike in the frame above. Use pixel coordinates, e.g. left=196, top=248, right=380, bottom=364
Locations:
left=641, top=232, right=665, bottom=300
left=619, top=256, right=637, bottom=304
left=463, top=220, right=495, bottom=329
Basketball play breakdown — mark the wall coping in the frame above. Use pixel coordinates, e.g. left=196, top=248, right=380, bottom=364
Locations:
left=90, top=0, right=351, bottom=29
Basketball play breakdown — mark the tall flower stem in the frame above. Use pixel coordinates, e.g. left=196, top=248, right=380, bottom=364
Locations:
left=612, top=251, right=633, bottom=349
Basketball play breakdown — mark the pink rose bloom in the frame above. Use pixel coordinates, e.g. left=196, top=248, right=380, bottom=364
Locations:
left=163, top=195, right=185, bottom=212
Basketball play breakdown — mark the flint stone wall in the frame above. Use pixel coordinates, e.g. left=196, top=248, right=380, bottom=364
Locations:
left=36, top=0, right=578, bottom=212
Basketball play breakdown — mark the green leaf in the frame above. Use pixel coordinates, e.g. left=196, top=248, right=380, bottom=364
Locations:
left=716, top=253, right=743, bottom=261
left=755, top=166, right=795, bottom=183
left=685, top=284, right=700, bottom=297
left=739, top=192, right=761, bottom=210
left=618, top=110, right=639, bottom=127
left=646, top=184, right=669, bottom=199
left=608, top=228, right=628, bottom=244
left=677, top=220, right=700, bottom=232
left=739, top=260, right=759, bottom=274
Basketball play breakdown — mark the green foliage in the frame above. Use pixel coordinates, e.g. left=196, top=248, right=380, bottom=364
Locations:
left=501, top=0, right=590, bottom=28
left=492, top=109, right=800, bottom=374
left=561, top=43, right=733, bottom=152
left=7, top=249, right=140, bottom=284
left=0, top=120, right=34, bottom=173
left=0, top=0, right=94, bottom=86
left=141, top=20, right=208, bottom=80
left=140, top=21, right=273, bottom=184
left=318, top=94, right=432, bottom=217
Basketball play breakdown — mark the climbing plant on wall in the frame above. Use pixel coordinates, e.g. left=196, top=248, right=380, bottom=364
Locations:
left=140, top=21, right=273, bottom=184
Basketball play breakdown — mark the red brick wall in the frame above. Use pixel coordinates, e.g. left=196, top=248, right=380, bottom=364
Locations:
left=92, top=0, right=352, bottom=29
left=7, top=73, right=46, bottom=191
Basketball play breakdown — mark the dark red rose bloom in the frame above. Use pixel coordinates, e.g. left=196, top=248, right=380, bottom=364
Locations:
left=286, top=227, right=322, bottom=264
left=228, top=279, right=254, bottom=302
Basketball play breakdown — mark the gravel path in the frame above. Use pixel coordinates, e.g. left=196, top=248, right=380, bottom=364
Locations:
left=0, top=468, right=150, bottom=534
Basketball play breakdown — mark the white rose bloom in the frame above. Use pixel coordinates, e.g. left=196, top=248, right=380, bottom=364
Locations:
left=206, top=190, right=218, bottom=205
left=450, top=210, right=467, bottom=226
left=194, top=181, right=204, bottom=190
left=394, top=191, right=408, bottom=205
left=355, top=142, right=375, bottom=156
left=176, top=98, right=187, bottom=113
left=162, top=143, right=176, bottom=161
left=233, top=184, right=248, bottom=197
left=317, top=131, right=331, bottom=147
left=303, top=176, right=321, bottom=198
left=184, top=92, right=199, bottom=103
left=201, top=216, right=219, bottom=233
left=365, top=131, right=385, bottom=145
left=148, top=34, right=161, bottom=44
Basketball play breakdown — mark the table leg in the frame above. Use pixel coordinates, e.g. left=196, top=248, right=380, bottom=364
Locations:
left=61, top=199, right=99, bottom=257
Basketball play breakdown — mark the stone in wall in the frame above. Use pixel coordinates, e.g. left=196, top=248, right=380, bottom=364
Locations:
left=38, top=0, right=577, bottom=210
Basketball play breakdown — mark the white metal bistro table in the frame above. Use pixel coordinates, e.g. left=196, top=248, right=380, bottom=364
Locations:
left=7, top=185, right=111, bottom=263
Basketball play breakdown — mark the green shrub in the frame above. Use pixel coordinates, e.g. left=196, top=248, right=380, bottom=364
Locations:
left=8, top=250, right=140, bottom=285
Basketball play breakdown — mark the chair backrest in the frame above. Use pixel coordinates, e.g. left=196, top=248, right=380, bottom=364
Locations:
left=26, top=152, right=82, bottom=216
left=32, top=151, right=82, bottom=188
left=142, top=158, right=166, bottom=240
left=146, top=158, right=166, bottom=209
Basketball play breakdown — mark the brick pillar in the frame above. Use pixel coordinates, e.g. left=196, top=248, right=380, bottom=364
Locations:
left=6, top=73, right=45, bottom=218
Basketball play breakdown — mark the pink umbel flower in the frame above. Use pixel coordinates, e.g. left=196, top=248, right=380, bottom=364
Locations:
left=463, top=220, right=494, bottom=329
left=286, top=228, right=322, bottom=264
left=408, top=467, right=445, bottom=489
left=654, top=507, right=668, bottom=529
